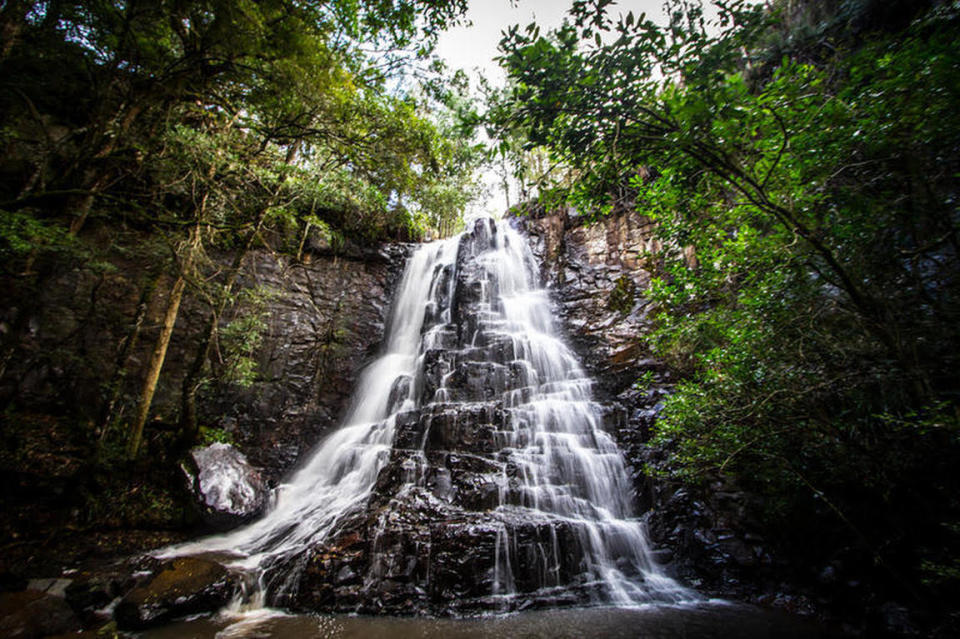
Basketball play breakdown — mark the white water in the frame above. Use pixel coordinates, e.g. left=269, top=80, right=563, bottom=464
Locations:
left=158, top=237, right=459, bottom=574
left=159, top=217, right=689, bottom=609
left=445, top=219, right=687, bottom=604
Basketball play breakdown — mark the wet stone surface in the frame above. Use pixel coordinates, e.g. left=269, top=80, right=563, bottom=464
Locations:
left=114, top=557, right=238, bottom=630
left=182, top=442, right=269, bottom=531
left=273, top=219, right=688, bottom=615
left=0, top=589, right=80, bottom=639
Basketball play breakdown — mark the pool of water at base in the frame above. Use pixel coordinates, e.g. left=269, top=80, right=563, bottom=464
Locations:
left=138, top=602, right=838, bottom=639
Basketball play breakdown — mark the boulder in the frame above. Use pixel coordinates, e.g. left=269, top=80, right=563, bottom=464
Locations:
left=114, top=557, right=237, bottom=629
left=0, top=589, right=80, bottom=639
left=183, top=442, right=268, bottom=530
left=64, top=570, right=129, bottom=626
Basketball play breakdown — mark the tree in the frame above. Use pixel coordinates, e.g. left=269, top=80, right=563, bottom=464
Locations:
left=0, top=0, right=479, bottom=456
left=491, top=0, right=960, bottom=614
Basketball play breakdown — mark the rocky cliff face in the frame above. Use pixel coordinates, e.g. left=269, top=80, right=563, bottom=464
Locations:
left=513, top=207, right=782, bottom=603
left=192, top=244, right=409, bottom=479
left=0, top=241, right=407, bottom=483
left=0, top=236, right=408, bottom=573
left=514, top=207, right=664, bottom=397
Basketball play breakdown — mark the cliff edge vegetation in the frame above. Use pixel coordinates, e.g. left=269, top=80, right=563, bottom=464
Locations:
left=489, top=0, right=960, bottom=633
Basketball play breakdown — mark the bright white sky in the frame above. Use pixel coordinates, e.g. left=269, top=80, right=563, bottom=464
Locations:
left=436, top=0, right=670, bottom=85
left=434, top=1, right=676, bottom=217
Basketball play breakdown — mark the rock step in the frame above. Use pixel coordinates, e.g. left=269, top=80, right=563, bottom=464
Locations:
left=114, top=557, right=238, bottom=630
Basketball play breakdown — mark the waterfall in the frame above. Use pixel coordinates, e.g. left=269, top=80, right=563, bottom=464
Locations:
left=159, top=217, right=690, bottom=612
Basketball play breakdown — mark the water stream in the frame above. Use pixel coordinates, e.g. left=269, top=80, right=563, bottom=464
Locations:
left=140, top=603, right=835, bottom=639
left=159, top=218, right=691, bottom=621
left=158, top=233, right=460, bottom=600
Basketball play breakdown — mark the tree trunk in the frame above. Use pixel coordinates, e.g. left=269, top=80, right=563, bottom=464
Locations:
left=125, top=225, right=200, bottom=458
left=98, top=275, right=158, bottom=443
left=177, top=302, right=227, bottom=449
left=68, top=104, right=144, bottom=235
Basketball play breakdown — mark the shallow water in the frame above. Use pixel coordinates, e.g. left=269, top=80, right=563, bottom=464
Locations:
left=139, top=603, right=834, bottom=639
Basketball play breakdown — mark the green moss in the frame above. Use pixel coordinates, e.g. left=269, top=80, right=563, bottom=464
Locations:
left=199, top=426, right=233, bottom=445
left=608, top=275, right=637, bottom=314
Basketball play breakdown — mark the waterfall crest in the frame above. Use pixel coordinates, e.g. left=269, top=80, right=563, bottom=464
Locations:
left=160, top=218, right=691, bottom=612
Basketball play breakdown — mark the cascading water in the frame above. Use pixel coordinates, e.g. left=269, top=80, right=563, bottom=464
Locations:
left=158, top=236, right=460, bottom=593
left=160, top=217, right=690, bottom=614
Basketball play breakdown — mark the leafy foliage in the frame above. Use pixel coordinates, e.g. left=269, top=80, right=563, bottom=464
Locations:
left=0, top=0, right=477, bottom=246
left=0, top=1, right=483, bottom=462
left=218, top=287, right=275, bottom=388
left=492, top=0, right=960, bottom=616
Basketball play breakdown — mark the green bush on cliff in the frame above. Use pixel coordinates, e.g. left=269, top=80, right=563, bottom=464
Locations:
left=608, top=275, right=637, bottom=315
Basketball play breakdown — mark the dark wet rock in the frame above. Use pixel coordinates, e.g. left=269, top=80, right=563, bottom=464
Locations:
left=183, top=443, right=269, bottom=530
left=25, top=577, right=72, bottom=598
left=64, top=573, right=124, bottom=626
left=421, top=404, right=501, bottom=454
left=294, top=528, right=369, bottom=611
left=387, top=375, right=413, bottom=414
left=294, top=488, right=599, bottom=616
left=639, top=466, right=774, bottom=599
left=0, top=571, right=26, bottom=594
left=114, top=557, right=238, bottom=630
left=392, top=410, right=424, bottom=450
left=0, top=589, right=80, bottom=639
left=335, top=565, right=358, bottom=585
left=513, top=206, right=663, bottom=399
left=817, top=564, right=837, bottom=585
left=877, top=602, right=920, bottom=636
